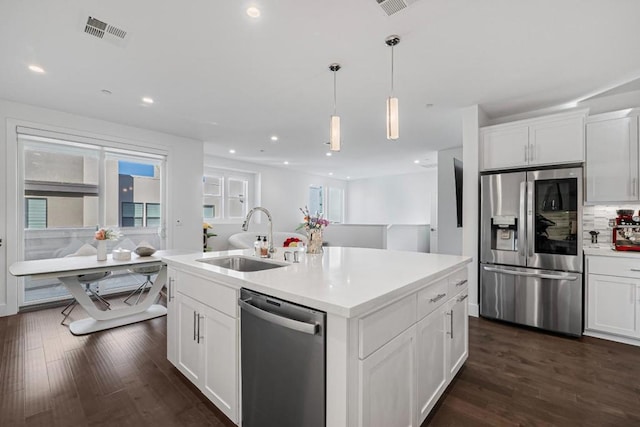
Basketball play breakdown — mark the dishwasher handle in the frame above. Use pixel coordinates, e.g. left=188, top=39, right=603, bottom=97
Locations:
left=239, top=298, right=319, bottom=335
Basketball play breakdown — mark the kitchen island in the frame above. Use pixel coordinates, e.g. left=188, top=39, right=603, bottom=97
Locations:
left=163, top=247, right=471, bottom=427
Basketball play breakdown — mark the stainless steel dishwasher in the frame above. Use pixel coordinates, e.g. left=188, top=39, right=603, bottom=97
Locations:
left=239, top=288, right=326, bottom=427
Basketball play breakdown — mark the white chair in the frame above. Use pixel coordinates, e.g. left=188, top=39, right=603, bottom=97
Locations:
left=125, top=264, right=163, bottom=305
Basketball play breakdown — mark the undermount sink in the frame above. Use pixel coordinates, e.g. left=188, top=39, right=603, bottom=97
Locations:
left=197, top=255, right=286, bottom=272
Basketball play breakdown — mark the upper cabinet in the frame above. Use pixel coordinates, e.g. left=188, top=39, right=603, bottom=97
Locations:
left=480, top=110, right=587, bottom=171
left=585, top=110, right=640, bottom=203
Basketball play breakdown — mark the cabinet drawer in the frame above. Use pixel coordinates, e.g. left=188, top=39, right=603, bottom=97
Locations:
left=359, top=294, right=416, bottom=359
left=588, top=256, right=640, bottom=279
left=178, top=270, right=238, bottom=318
left=417, top=278, right=448, bottom=320
left=448, top=268, right=468, bottom=295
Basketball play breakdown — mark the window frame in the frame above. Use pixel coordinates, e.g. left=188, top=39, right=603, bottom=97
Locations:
left=203, top=168, right=256, bottom=224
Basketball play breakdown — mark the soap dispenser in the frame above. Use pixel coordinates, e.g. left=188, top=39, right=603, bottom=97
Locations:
left=260, top=236, right=269, bottom=258
left=254, top=236, right=261, bottom=257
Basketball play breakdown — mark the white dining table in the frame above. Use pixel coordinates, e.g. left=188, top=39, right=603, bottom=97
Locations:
left=10, top=250, right=176, bottom=335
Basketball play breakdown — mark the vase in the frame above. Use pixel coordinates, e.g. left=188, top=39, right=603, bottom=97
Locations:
left=306, top=229, right=323, bottom=254
left=97, top=240, right=107, bottom=261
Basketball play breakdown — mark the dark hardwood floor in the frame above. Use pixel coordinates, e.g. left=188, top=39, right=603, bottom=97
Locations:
left=1, top=301, right=639, bottom=426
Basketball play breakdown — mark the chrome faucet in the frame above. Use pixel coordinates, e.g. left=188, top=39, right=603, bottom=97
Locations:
left=242, top=207, right=275, bottom=256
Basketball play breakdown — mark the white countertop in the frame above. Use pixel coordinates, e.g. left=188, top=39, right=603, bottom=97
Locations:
left=162, top=247, right=471, bottom=318
left=584, top=245, right=640, bottom=259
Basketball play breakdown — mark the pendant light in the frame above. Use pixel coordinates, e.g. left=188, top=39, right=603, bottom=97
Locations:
left=385, top=35, right=400, bottom=140
left=329, top=63, right=341, bottom=152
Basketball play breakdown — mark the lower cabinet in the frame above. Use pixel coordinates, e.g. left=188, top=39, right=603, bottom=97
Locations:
left=587, top=273, right=640, bottom=338
left=360, top=325, right=417, bottom=427
left=359, top=274, right=469, bottom=427
left=169, top=270, right=239, bottom=424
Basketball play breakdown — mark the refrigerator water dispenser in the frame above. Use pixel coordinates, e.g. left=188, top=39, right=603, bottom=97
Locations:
left=491, top=215, right=517, bottom=251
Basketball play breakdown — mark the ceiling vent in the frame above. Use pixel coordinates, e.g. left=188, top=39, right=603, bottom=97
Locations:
left=376, top=0, right=419, bottom=16
left=83, top=16, right=129, bottom=47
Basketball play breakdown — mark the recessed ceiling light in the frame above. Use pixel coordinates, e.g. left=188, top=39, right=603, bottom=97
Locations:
left=346, top=176, right=351, bottom=179
left=329, top=172, right=333, bottom=176
left=28, top=65, right=45, bottom=74
left=425, top=103, right=434, bottom=108
left=283, top=161, right=289, bottom=165
left=270, top=135, right=278, bottom=141
left=229, top=149, right=236, bottom=154
left=142, top=97, right=154, bottom=104
left=414, top=160, right=420, bottom=164
left=326, top=152, right=332, bottom=157
left=246, top=6, right=260, bottom=18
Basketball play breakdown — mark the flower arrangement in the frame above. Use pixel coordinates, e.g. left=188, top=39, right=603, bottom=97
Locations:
left=297, top=206, right=329, bottom=231
left=94, top=227, right=122, bottom=241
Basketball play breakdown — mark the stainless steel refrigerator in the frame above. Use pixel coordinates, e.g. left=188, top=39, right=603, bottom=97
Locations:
left=480, top=167, right=583, bottom=336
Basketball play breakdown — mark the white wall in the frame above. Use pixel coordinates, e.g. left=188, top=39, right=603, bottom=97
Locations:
left=346, top=170, right=437, bottom=224
left=437, top=147, right=463, bottom=255
left=0, top=98, right=203, bottom=316
left=203, top=152, right=348, bottom=251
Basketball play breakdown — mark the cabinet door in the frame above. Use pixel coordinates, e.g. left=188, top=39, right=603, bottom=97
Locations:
left=585, top=117, right=639, bottom=202
left=176, top=293, right=202, bottom=384
left=201, top=305, right=238, bottom=423
left=166, top=268, right=178, bottom=365
left=587, top=274, right=639, bottom=337
left=360, top=325, right=417, bottom=427
left=481, top=126, right=529, bottom=170
left=529, top=116, right=584, bottom=166
left=416, top=308, right=448, bottom=425
left=447, top=291, right=469, bottom=378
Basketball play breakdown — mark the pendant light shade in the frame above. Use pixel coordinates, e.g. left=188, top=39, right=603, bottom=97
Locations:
left=329, top=63, right=341, bottom=152
left=330, top=115, right=341, bottom=151
left=385, top=35, right=400, bottom=141
left=386, top=96, right=399, bottom=140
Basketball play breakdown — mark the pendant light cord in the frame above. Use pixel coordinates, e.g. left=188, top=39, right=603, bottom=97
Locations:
left=333, top=69, right=337, bottom=115
left=390, top=45, right=395, bottom=95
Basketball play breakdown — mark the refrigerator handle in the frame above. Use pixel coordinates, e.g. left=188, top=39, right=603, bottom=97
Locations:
left=527, top=179, right=534, bottom=260
left=519, top=181, right=527, bottom=258
left=482, top=266, right=579, bottom=281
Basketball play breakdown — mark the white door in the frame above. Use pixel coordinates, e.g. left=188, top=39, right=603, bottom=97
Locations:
left=0, top=136, right=5, bottom=315
left=447, top=291, right=469, bottom=377
left=201, top=305, right=238, bottom=423
left=480, top=126, right=529, bottom=170
left=585, top=117, right=639, bottom=202
left=587, top=274, right=639, bottom=337
left=360, top=325, right=417, bottom=427
left=416, top=309, right=448, bottom=424
left=529, top=115, right=584, bottom=166
left=176, top=293, right=203, bottom=384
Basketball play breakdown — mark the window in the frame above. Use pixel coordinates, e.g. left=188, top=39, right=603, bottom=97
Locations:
left=309, top=185, right=323, bottom=216
left=18, top=131, right=166, bottom=306
left=122, top=202, right=144, bottom=227
left=25, top=198, right=47, bottom=229
left=326, top=187, right=344, bottom=223
left=203, top=169, right=254, bottom=222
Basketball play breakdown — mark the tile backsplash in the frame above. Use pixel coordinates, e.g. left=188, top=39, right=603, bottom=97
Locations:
left=582, top=205, right=640, bottom=245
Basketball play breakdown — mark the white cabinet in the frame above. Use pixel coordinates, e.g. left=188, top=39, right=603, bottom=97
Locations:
left=585, top=113, right=640, bottom=203
left=587, top=274, right=640, bottom=338
left=447, top=290, right=469, bottom=377
left=359, top=268, right=469, bottom=427
left=166, top=267, right=178, bottom=366
left=480, top=110, right=586, bottom=171
left=416, top=307, right=447, bottom=424
left=167, top=269, right=238, bottom=423
left=360, top=325, right=417, bottom=427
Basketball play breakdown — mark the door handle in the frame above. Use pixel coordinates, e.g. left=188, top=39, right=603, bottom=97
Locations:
left=0, top=238, right=3, bottom=247
left=446, top=310, right=454, bottom=340
left=519, top=181, right=526, bottom=258
left=483, top=265, right=578, bottom=281
left=197, top=314, right=204, bottom=344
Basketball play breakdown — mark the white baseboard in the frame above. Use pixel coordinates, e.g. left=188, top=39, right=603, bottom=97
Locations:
left=584, top=330, right=640, bottom=348
left=468, top=302, right=479, bottom=317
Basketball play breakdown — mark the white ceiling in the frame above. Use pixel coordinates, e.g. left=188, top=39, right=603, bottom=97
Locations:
left=1, top=0, right=640, bottom=179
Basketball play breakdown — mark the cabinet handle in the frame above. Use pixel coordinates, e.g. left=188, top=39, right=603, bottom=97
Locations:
left=429, top=293, right=446, bottom=303
left=168, top=277, right=174, bottom=301
left=193, top=311, right=197, bottom=341
left=529, top=144, right=534, bottom=162
left=633, top=178, right=637, bottom=197
left=456, top=279, right=468, bottom=287
left=197, top=314, right=204, bottom=344
left=457, top=294, right=469, bottom=303
left=446, top=310, right=453, bottom=339
left=630, top=268, right=640, bottom=272
left=524, top=145, right=528, bottom=162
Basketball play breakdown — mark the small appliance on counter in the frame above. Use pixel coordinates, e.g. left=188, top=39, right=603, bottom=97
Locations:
left=613, top=209, right=640, bottom=251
